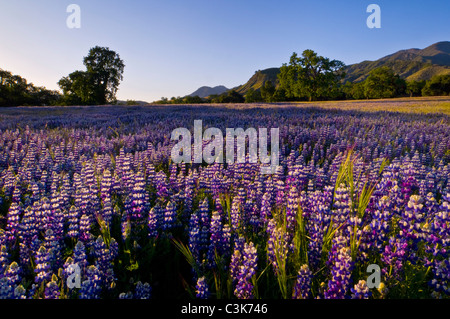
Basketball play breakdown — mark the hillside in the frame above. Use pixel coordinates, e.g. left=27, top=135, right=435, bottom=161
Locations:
left=188, top=85, right=228, bottom=98
left=228, top=41, right=450, bottom=97
left=233, top=68, right=280, bottom=95
left=343, top=41, right=450, bottom=82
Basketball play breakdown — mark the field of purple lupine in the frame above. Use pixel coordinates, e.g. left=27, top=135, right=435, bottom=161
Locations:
left=0, top=102, right=449, bottom=299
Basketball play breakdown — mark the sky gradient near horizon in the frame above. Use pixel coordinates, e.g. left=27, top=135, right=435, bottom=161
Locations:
left=0, top=0, right=449, bottom=102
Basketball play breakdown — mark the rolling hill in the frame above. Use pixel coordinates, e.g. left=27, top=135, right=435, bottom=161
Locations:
left=233, top=68, right=280, bottom=95
left=188, top=85, right=229, bottom=98
left=225, top=41, right=450, bottom=97
left=343, top=41, right=450, bottom=82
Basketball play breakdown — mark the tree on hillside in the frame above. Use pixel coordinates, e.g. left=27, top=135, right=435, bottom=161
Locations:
left=406, top=80, right=426, bottom=97
left=422, top=74, right=450, bottom=96
left=278, top=50, right=345, bottom=101
left=261, top=80, right=276, bottom=102
left=245, top=88, right=263, bottom=103
left=363, top=67, right=406, bottom=99
left=58, top=46, right=125, bottom=105
left=211, top=90, right=245, bottom=103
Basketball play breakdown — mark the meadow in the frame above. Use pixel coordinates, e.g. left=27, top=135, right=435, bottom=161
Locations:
left=0, top=98, right=449, bottom=299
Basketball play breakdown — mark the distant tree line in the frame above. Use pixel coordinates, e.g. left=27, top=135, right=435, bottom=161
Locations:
left=0, top=69, right=60, bottom=106
left=155, top=49, right=450, bottom=105
left=0, top=46, right=124, bottom=107
left=1, top=48, right=449, bottom=107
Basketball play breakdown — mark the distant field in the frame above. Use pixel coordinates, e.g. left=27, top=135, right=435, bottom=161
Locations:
left=194, top=96, right=450, bottom=115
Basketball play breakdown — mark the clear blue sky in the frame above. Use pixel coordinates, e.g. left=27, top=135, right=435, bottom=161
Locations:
left=0, top=0, right=448, bottom=102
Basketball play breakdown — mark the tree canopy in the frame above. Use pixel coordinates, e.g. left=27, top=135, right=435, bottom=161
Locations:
left=58, top=46, right=125, bottom=105
left=0, top=69, right=60, bottom=106
left=278, top=50, right=346, bottom=101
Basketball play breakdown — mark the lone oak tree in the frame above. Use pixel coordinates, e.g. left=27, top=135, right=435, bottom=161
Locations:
left=59, top=46, right=125, bottom=105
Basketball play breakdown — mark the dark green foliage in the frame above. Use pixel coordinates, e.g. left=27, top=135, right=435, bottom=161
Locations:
left=58, top=46, right=125, bottom=105
left=422, top=74, right=450, bottom=96
left=0, top=69, right=61, bottom=106
left=406, top=80, right=426, bottom=97
left=210, top=90, right=245, bottom=103
left=363, top=67, right=406, bottom=99
left=278, top=50, right=346, bottom=101
left=260, top=80, right=276, bottom=102
left=244, top=88, right=263, bottom=103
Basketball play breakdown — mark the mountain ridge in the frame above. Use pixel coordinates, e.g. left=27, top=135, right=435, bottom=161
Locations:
left=219, top=41, right=450, bottom=97
left=187, top=85, right=229, bottom=98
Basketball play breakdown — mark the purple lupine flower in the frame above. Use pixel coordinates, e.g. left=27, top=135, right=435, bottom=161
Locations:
left=79, top=265, right=102, bottom=299
left=324, top=244, right=353, bottom=299
left=195, top=276, right=209, bottom=299
left=100, top=169, right=113, bottom=201
left=285, top=186, right=299, bottom=232
left=148, top=204, right=162, bottom=238
left=381, top=236, right=408, bottom=281
left=0, top=245, right=10, bottom=277
left=0, top=277, right=13, bottom=299
left=292, top=264, right=312, bottom=299
left=73, top=241, right=88, bottom=273
left=429, top=257, right=450, bottom=298
left=79, top=214, right=93, bottom=243
left=230, top=238, right=257, bottom=299
left=134, top=281, right=152, bottom=299
left=162, top=201, right=177, bottom=232
left=188, top=210, right=202, bottom=263
left=369, top=195, right=393, bottom=251
left=44, top=228, right=62, bottom=271
left=128, top=172, right=148, bottom=225
left=13, top=285, right=27, bottom=299
left=5, top=202, right=21, bottom=245
left=67, top=206, right=80, bottom=239
left=44, top=275, right=60, bottom=299
left=94, top=236, right=116, bottom=289
left=260, top=192, right=272, bottom=224
left=5, top=261, right=21, bottom=288
left=101, top=195, right=113, bottom=227
left=399, top=195, right=425, bottom=241
left=19, top=206, right=38, bottom=245
left=332, top=183, right=351, bottom=227
left=155, top=171, right=169, bottom=199
left=266, top=220, right=289, bottom=273
left=234, top=241, right=258, bottom=299
left=351, top=280, right=371, bottom=299
left=230, top=199, right=242, bottom=233
left=34, top=246, right=51, bottom=285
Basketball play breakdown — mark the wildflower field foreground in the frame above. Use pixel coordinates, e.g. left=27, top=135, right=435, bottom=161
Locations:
left=0, top=98, right=449, bottom=300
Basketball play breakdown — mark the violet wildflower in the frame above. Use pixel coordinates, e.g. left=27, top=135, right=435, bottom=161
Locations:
left=351, top=280, right=371, bottom=299
left=234, top=241, right=258, bottom=299
left=79, top=265, right=102, bottom=299
left=285, top=186, right=299, bottom=232
left=44, top=274, right=60, bottom=299
left=148, top=203, right=162, bottom=238
left=5, top=261, right=21, bottom=288
left=5, top=202, right=21, bottom=245
left=135, top=281, right=152, bottom=299
left=324, top=246, right=353, bottom=299
left=292, top=264, right=312, bottom=299
left=162, top=201, right=177, bottom=232
left=34, top=246, right=51, bottom=285
left=195, top=276, right=210, bottom=299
